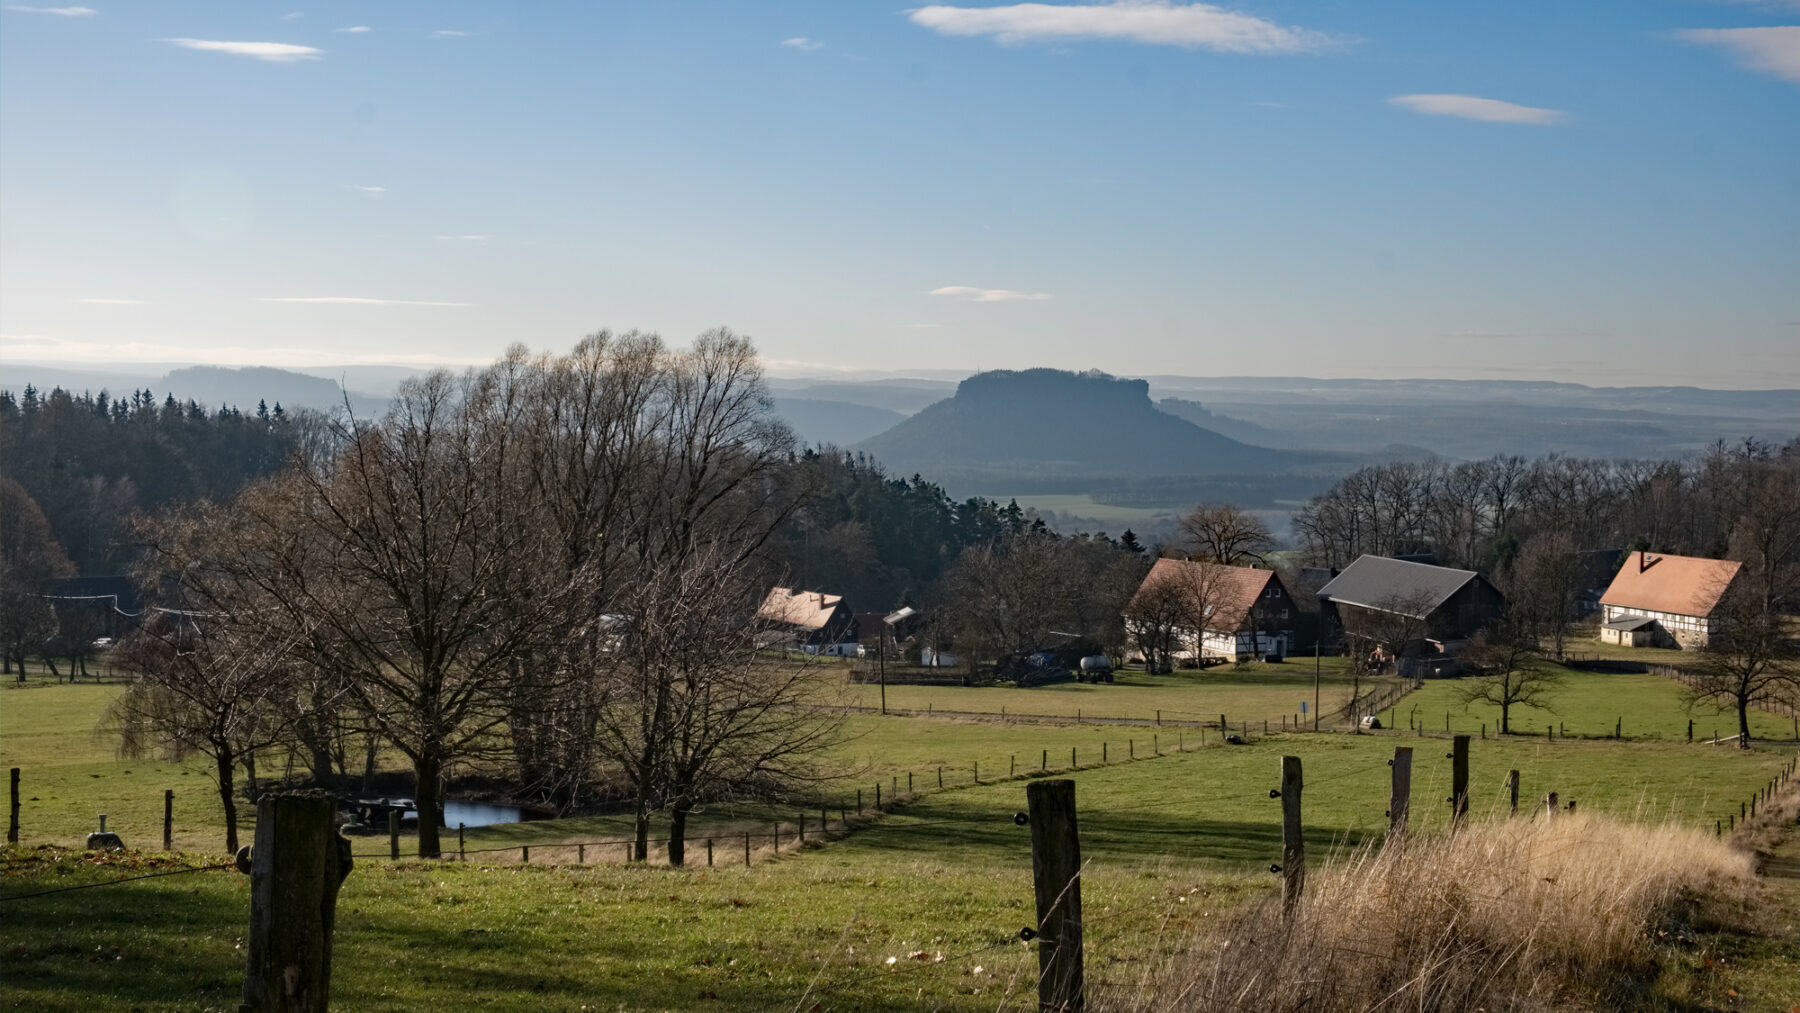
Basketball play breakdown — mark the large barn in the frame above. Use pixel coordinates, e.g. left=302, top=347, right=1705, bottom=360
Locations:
left=1317, top=555, right=1505, bottom=674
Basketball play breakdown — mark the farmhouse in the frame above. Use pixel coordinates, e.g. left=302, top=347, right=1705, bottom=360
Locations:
left=1125, top=558, right=1295, bottom=665
left=1317, top=555, right=1505, bottom=673
left=1597, top=551, right=1742, bottom=650
left=757, top=587, right=856, bottom=655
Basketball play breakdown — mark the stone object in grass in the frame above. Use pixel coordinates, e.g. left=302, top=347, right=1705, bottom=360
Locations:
left=1226, top=734, right=1246, bottom=745
left=86, top=813, right=125, bottom=850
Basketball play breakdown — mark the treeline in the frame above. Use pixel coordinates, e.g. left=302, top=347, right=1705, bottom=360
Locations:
left=1290, top=440, right=1800, bottom=574
left=0, top=385, right=305, bottom=573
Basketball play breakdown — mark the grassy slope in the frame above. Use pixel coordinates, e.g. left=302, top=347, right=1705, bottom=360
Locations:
left=4, top=671, right=1798, bottom=1011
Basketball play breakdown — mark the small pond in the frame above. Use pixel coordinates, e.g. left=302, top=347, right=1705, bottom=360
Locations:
left=404, top=801, right=526, bottom=827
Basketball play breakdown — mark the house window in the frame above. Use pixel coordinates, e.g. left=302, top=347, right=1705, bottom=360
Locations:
left=1280, top=609, right=1289, bottom=620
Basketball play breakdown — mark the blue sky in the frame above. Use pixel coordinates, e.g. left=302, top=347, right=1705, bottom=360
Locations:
left=1, top=1, right=1796, bottom=385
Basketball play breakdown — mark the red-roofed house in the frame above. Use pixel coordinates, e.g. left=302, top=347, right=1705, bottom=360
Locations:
left=1124, top=558, right=1295, bottom=666
left=1597, top=551, right=1743, bottom=649
left=757, top=587, right=856, bottom=654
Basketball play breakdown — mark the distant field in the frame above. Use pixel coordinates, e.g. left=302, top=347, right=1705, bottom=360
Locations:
left=1003, top=492, right=1178, bottom=529
left=837, top=661, right=1374, bottom=727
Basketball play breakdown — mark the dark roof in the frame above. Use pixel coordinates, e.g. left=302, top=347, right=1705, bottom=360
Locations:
left=1601, top=614, right=1657, bottom=632
left=1316, top=555, right=1482, bottom=618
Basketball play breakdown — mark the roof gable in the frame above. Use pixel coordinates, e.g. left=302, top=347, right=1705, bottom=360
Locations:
left=1316, top=555, right=1481, bottom=618
left=757, top=587, right=846, bottom=629
left=1129, top=558, right=1280, bottom=631
left=1599, top=551, right=1741, bottom=618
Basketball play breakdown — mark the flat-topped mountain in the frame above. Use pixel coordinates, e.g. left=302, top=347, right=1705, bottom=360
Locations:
left=854, top=368, right=1304, bottom=483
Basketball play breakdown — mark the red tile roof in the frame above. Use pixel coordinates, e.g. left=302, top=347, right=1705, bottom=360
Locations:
left=1128, top=558, right=1279, bottom=632
left=757, top=587, right=846, bottom=629
left=1598, top=551, right=1742, bottom=618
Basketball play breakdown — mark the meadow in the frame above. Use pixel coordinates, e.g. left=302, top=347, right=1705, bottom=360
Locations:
left=3, top=664, right=1798, bottom=1011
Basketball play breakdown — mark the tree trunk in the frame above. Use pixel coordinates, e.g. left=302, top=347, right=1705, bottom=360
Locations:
left=216, top=749, right=240, bottom=854
left=1500, top=700, right=1510, bottom=735
left=1738, top=697, right=1752, bottom=750
left=634, top=809, right=650, bottom=862
left=668, top=802, right=689, bottom=867
left=362, top=734, right=378, bottom=791
left=414, top=755, right=443, bottom=857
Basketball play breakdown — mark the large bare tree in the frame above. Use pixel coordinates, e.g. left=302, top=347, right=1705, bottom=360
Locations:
left=1690, top=459, right=1800, bottom=748
left=596, top=543, right=842, bottom=864
left=1177, top=502, right=1276, bottom=566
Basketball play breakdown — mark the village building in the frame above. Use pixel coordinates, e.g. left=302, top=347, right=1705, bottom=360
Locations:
left=1317, top=555, right=1505, bottom=674
left=756, top=587, right=856, bottom=655
left=1596, top=551, right=1742, bottom=650
left=1125, top=558, right=1296, bottom=665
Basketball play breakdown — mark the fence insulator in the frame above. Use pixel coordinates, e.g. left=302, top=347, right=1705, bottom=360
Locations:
left=1013, top=812, right=1030, bottom=826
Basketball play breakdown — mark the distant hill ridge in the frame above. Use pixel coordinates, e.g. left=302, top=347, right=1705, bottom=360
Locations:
left=855, top=367, right=1303, bottom=482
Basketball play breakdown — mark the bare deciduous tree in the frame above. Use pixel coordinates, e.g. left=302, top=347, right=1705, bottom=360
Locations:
left=1178, top=502, right=1276, bottom=566
left=596, top=543, right=843, bottom=864
left=109, top=615, right=303, bottom=852
left=1456, top=616, right=1561, bottom=734
left=1690, top=459, right=1800, bottom=748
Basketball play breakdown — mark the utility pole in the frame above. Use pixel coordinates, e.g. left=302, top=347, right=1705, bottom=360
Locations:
left=1313, top=642, right=1321, bottom=731
left=878, top=624, right=887, bottom=716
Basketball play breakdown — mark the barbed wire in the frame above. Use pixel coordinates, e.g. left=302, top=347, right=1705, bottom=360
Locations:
left=0, top=860, right=236, bottom=902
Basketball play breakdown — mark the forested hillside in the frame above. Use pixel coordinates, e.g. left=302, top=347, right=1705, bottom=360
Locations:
left=0, top=386, right=302, bottom=573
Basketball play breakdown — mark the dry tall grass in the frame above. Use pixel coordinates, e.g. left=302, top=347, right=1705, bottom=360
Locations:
left=1112, top=813, right=1758, bottom=1013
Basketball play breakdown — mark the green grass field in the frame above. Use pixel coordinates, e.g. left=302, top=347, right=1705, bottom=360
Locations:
left=4, top=668, right=1798, bottom=1011
left=835, top=660, right=1376, bottom=727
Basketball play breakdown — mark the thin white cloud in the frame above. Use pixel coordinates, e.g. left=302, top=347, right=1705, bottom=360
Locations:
left=4, top=5, right=97, bottom=16
left=431, top=29, right=471, bottom=38
left=433, top=234, right=493, bottom=242
left=333, top=25, right=371, bottom=34
left=163, top=38, right=322, bottom=62
left=262, top=297, right=475, bottom=307
left=1387, top=93, right=1567, bottom=125
left=1679, top=26, right=1800, bottom=82
left=907, top=1, right=1337, bottom=54
left=0, top=333, right=484, bottom=367
left=78, top=297, right=148, bottom=305
left=781, top=37, right=824, bottom=50
left=346, top=184, right=387, bottom=197
left=930, top=285, right=1051, bottom=302
left=280, top=11, right=302, bottom=20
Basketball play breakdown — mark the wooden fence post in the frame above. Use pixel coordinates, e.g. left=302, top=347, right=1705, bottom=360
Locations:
left=388, top=810, right=399, bottom=861
left=744, top=832, right=751, bottom=867
left=578, top=843, right=585, bottom=863
left=706, top=838, right=714, bottom=867
left=163, top=789, right=174, bottom=851
left=458, top=823, right=465, bottom=861
left=1546, top=792, right=1559, bottom=818
left=1387, top=746, right=1412, bottom=839
left=1279, top=756, right=1305, bottom=916
left=1042, top=749, right=1048, bottom=772
left=8, top=767, right=18, bottom=844
left=1507, top=770, right=1520, bottom=815
left=1071, top=747, right=1077, bottom=768
left=1026, top=779, right=1084, bottom=1013
left=937, top=767, right=943, bottom=788
left=239, top=789, right=352, bottom=1013
left=1450, top=735, right=1470, bottom=828
left=521, top=846, right=529, bottom=864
